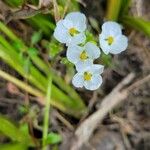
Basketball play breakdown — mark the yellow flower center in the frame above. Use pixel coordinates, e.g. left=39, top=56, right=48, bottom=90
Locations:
left=79, top=51, right=88, bottom=61
left=106, top=36, right=114, bottom=45
left=69, top=27, right=79, bottom=36
left=84, top=72, right=92, bottom=81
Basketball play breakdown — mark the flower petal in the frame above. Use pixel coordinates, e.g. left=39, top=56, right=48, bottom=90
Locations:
left=75, top=59, right=93, bottom=72
left=54, top=20, right=70, bottom=43
left=66, top=45, right=83, bottom=64
left=65, top=12, right=86, bottom=32
left=62, top=19, right=73, bottom=29
left=99, top=33, right=111, bottom=54
left=72, top=73, right=84, bottom=88
left=101, top=21, right=122, bottom=36
left=110, top=35, right=128, bottom=54
left=84, top=75, right=102, bottom=90
left=85, top=42, right=101, bottom=59
left=90, top=64, right=104, bottom=74
left=69, top=32, right=86, bottom=45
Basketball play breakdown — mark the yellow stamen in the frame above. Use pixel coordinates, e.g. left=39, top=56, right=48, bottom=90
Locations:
left=106, top=36, right=114, bottom=45
left=69, top=28, right=79, bottom=36
left=79, top=51, right=88, bottom=61
left=84, top=72, right=92, bottom=81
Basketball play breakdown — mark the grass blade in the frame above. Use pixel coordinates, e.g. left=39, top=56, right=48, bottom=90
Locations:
left=122, top=16, right=150, bottom=37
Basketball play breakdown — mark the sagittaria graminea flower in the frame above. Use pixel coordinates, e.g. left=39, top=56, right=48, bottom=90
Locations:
left=67, top=42, right=100, bottom=70
left=54, top=12, right=86, bottom=46
left=72, top=64, right=104, bottom=90
left=99, top=21, right=128, bottom=54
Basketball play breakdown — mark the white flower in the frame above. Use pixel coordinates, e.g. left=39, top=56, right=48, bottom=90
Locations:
left=72, top=64, right=104, bottom=90
left=67, top=42, right=100, bottom=70
left=99, top=21, right=128, bottom=55
left=54, top=12, right=86, bottom=46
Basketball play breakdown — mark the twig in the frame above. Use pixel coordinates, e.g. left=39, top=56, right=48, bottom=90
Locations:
left=112, top=116, right=133, bottom=150
left=126, top=74, right=150, bottom=91
left=55, top=111, right=74, bottom=131
left=71, top=73, right=150, bottom=150
left=52, top=0, right=60, bottom=22
left=0, top=1, right=52, bottom=24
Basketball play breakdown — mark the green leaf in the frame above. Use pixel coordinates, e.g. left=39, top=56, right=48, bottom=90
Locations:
left=60, top=57, right=72, bottom=66
left=120, top=0, right=131, bottom=15
left=0, top=115, right=28, bottom=142
left=27, top=14, right=55, bottom=36
left=85, top=31, right=97, bottom=43
left=31, top=30, right=42, bottom=46
left=19, top=123, right=30, bottom=137
left=122, top=16, right=150, bottom=37
left=0, top=143, right=28, bottom=150
left=101, top=53, right=113, bottom=67
left=44, top=133, right=62, bottom=145
left=24, top=57, right=31, bottom=74
left=48, top=40, right=63, bottom=58
left=4, top=0, right=24, bottom=7
left=28, top=47, right=38, bottom=56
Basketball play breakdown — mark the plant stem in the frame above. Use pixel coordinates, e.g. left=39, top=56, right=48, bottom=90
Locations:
left=42, top=76, right=52, bottom=150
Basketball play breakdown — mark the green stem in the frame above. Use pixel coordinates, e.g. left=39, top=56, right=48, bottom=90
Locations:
left=42, top=76, right=52, bottom=150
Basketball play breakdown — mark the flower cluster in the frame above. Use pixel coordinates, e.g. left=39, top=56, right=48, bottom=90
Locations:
left=54, top=12, right=128, bottom=90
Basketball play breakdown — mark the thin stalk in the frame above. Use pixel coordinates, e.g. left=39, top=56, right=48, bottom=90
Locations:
left=42, top=76, right=52, bottom=150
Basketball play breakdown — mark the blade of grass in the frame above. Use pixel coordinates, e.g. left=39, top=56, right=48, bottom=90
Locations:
left=0, top=22, right=87, bottom=118
left=0, top=143, right=27, bottom=150
left=120, top=0, right=131, bottom=15
left=0, top=44, right=45, bottom=91
left=0, top=69, right=45, bottom=103
left=0, top=115, right=33, bottom=146
left=106, top=0, right=122, bottom=21
left=0, top=44, right=86, bottom=117
left=0, top=21, right=83, bottom=105
left=122, top=15, right=150, bottom=37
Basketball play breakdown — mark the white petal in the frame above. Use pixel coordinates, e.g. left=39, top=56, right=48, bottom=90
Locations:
left=69, top=32, right=86, bottom=45
left=54, top=20, right=70, bottom=43
left=84, top=75, right=102, bottom=90
left=65, top=12, right=86, bottom=32
left=101, top=21, right=122, bottom=36
left=66, top=45, right=82, bottom=64
left=62, top=19, right=73, bottom=29
left=99, top=33, right=111, bottom=54
left=85, top=42, right=101, bottom=59
left=72, top=73, right=84, bottom=88
left=110, top=35, right=128, bottom=54
left=75, top=59, right=93, bottom=72
left=90, top=64, right=104, bottom=74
